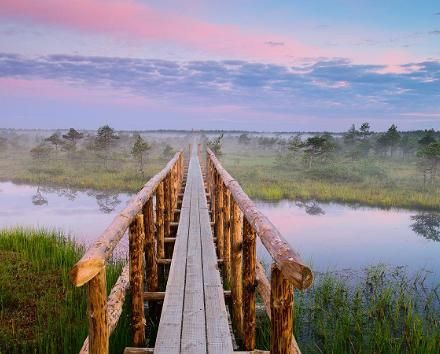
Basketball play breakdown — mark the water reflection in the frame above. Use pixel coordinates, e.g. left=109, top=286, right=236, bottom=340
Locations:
left=0, top=181, right=132, bottom=247
left=32, top=186, right=48, bottom=206
left=28, top=184, right=122, bottom=213
left=295, top=200, right=325, bottom=215
left=411, top=213, right=440, bottom=242
left=87, top=191, right=122, bottom=214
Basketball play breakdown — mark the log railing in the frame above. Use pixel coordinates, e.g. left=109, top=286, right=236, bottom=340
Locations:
left=70, top=151, right=184, bottom=354
left=206, top=147, right=313, bottom=354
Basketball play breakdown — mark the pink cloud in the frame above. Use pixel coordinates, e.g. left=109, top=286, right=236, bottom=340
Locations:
left=0, top=0, right=318, bottom=63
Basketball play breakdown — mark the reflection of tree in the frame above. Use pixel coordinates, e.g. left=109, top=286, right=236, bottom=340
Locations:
left=40, top=186, right=78, bottom=201
left=88, top=191, right=121, bottom=213
left=410, top=213, right=440, bottom=242
left=32, top=186, right=48, bottom=206
left=295, top=200, right=325, bottom=215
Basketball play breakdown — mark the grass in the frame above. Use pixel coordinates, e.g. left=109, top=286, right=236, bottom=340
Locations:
left=256, top=265, right=440, bottom=353
left=221, top=152, right=440, bottom=211
left=0, top=228, right=131, bottom=354
left=0, top=152, right=170, bottom=193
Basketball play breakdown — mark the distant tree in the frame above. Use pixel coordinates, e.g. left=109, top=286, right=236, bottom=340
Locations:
left=258, top=136, right=278, bottom=149
left=62, top=128, right=84, bottom=147
left=94, top=125, right=120, bottom=169
left=44, top=133, right=63, bottom=152
left=417, top=142, right=440, bottom=185
left=359, top=122, right=371, bottom=140
left=418, top=129, right=436, bottom=147
left=384, top=124, right=401, bottom=157
left=287, top=135, right=304, bottom=154
left=207, top=134, right=224, bottom=156
left=30, top=143, right=52, bottom=161
left=162, top=144, right=175, bottom=159
left=238, top=133, right=251, bottom=145
left=343, top=124, right=359, bottom=145
left=303, top=135, right=335, bottom=168
left=131, top=135, right=151, bottom=176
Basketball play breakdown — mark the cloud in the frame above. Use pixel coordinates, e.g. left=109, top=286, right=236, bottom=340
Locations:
left=0, top=53, right=439, bottom=125
left=265, top=41, right=285, bottom=47
left=0, top=0, right=317, bottom=63
left=429, top=30, right=440, bottom=35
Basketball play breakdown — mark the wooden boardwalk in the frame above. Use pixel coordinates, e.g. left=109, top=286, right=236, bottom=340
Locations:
left=154, top=148, right=233, bottom=353
left=70, top=143, right=313, bottom=354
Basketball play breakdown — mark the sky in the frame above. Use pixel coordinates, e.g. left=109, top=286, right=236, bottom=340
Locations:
left=0, top=0, right=439, bottom=131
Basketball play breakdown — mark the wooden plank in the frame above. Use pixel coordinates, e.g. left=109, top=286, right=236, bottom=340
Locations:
left=154, top=161, right=193, bottom=354
left=196, top=153, right=234, bottom=354
left=181, top=161, right=206, bottom=353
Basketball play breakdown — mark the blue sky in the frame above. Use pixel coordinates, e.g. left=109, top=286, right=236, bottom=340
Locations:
left=0, top=0, right=439, bottom=131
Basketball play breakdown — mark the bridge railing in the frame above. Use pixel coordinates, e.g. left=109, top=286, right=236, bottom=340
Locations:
left=206, top=147, right=313, bottom=354
left=70, top=151, right=184, bottom=354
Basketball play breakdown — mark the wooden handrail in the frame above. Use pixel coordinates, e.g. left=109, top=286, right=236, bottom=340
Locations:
left=206, top=148, right=313, bottom=290
left=70, top=152, right=183, bottom=287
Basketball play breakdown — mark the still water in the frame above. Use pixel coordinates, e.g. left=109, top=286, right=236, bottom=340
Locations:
left=256, top=200, right=440, bottom=282
left=0, top=182, right=439, bottom=280
left=0, top=181, right=132, bottom=250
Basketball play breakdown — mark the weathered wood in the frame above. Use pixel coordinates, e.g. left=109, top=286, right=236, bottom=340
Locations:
left=242, top=218, right=256, bottom=351
left=79, top=264, right=130, bottom=354
left=206, top=148, right=313, bottom=290
left=164, top=172, right=172, bottom=238
left=155, top=158, right=193, bottom=354
left=223, top=188, right=231, bottom=285
left=156, top=181, right=165, bottom=258
left=256, top=260, right=301, bottom=354
left=123, top=349, right=154, bottom=354
left=129, top=214, right=146, bottom=347
left=231, top=198, right=243, bottom=339
left=143, top=198, right=157, bottom=292
left=143, top=290, right=231, bottom=302
left=197, top=154, right=234, bottom=354
left=70, top=152, right=182, bottom=287
left=271, top=264, right=294, bottom=354
left=215, top=175, right=224, bottom=259
left=87, top=268, right=108, bottom=354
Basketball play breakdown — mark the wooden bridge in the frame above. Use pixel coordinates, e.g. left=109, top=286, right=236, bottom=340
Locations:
left=70, top=144, right=313, bottom=354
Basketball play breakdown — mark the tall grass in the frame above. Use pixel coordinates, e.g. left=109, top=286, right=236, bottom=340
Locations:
left=0, top=228, right=131, bottom=354
left=256, top=265, right=440, bottom=353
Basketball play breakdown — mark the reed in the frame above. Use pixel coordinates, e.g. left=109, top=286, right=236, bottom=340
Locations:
left=256, top=265, right=440, bottom=353
left=0, top=228, right=131, bottom=354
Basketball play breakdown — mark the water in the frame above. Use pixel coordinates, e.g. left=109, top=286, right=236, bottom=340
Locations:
left=0, top=181, right=132, bottom=250
left=256, top=200, right=440, bottom=283
left=0, top=181, right=439, bottom=282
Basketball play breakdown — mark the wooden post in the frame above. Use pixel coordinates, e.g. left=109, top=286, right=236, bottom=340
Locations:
left=242, top=218, right=256, bottom=351
left=211, top=168, right=216, bottom=223
left=129, top=214, right=146, bottom=346
left=223, top=188, right=231, bottom=285
left=230, top=198, right=243, bottom=339
left=164, top=172, right=171, bottom=238
left=156, top=182, right=165, bottom=258
left=215, top=175, right=224, bottom=259
left=87, top=268, right=109, bottom=354
left=271, top=264, right=294, bottom=354
left=144, top=198, right=158, bottom=291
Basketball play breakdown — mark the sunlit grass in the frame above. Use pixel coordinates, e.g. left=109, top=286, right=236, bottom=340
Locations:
left=0, top=228, right=131, bottom=354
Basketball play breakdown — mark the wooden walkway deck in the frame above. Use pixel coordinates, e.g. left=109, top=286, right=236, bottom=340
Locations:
left=71, top=143, right=313, bottom=354
left=154, top=148, right=233, bottom=353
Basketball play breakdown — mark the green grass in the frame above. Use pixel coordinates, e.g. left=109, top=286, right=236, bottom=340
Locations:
left=222, top=153, right=440, bottom=210
left=0, top=228, right=131, bottom=354
left=256, top=265, right=440, bottom=353
left=0, top=153, right=169, bottom=193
